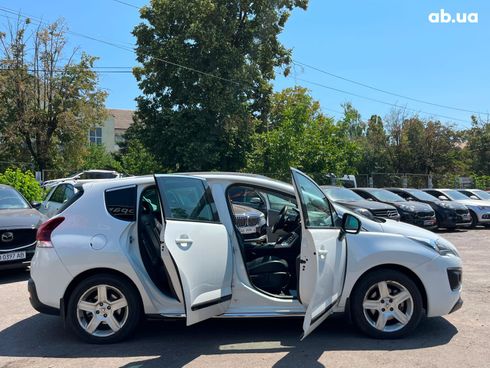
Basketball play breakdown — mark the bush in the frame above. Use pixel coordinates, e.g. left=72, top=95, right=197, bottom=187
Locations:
left=0, top=168, right=44, bottom=202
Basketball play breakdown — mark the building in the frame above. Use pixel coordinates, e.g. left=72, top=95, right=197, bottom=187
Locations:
left=89, top=109, right=135, bottom=152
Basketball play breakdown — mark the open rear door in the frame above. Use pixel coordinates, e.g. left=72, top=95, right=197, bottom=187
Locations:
left=291, top=169, right=347, bottom=339
left=154, top=175, right=233, bottom=325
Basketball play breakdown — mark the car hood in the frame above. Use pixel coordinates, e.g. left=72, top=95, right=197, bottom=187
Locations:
left=392, top=201, right=433, bottom=211
left=334, top=203, right=443, bottom=240
left=436, top=201, right=469, bottom=210
left=449, top=199, right=490, bottom=207
left=0, top=208, right=47, bottom=229
left=335, top=200, right=397, bottom=211
left=231, top=203, right=264, bottom=217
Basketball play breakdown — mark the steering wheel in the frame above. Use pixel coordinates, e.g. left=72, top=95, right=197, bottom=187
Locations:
left=272, top=205, right=290, bottom=233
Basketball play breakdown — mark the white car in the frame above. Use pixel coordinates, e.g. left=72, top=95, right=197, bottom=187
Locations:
left=42, top=169, right=123, bottom=188
left=424, top=188, right=490, bottom=228
left=29, top=169, right=463, bottom=343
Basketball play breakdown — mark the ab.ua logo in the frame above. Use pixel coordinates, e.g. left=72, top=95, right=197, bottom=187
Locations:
left=428, top=9, right=478, bottom=24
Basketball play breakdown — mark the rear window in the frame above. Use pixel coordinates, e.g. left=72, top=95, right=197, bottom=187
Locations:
left=104, top=186, right=137, bottom=222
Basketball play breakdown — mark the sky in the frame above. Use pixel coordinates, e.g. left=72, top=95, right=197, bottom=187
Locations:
left=0, top=0, right=488, bottom=129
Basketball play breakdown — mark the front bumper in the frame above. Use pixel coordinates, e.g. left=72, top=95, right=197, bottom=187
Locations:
left=401, top=214, right=438, bottom=229
left=414, top=254, right=463, bottom=317
left=0, top=244, right=36, bottom=270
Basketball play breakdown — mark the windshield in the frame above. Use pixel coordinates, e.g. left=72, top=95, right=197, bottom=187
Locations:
left=0, top=186, right=30, bottom=209
left=323, top=187, right=364, bottom=202
left=473, top=190, right=490, bottom=200
left=405, top=189, right=439, bottom=201
left=444, top=190, right=471, bottom=200
left=369, top=189, right=407, bottom=202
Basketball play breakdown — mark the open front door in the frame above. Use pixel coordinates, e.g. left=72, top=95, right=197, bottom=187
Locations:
left=291, top=169, right=347, bottom=339
left=154, top=175, right=233, bottom=325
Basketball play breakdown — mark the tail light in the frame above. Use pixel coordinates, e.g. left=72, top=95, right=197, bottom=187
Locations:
left=36, top=217, right=65, bottom=248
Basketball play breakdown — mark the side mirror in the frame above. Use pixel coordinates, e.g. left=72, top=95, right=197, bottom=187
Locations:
left=438, top=195, right=448, bottom=201
left=31, top=201, right=41, bottom=209
left=341, top=213, right=361, bottom=235
left=470, top=195, right=479, bottom=200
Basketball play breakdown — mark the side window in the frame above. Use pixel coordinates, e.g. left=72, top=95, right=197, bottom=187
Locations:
left=105, top=186, right=137, bottom=221
left=293, top=171, right=336, bottom=228
left=396, top=191, right=410, bottom=200
left=64, top=185, right=75, bottom=201
left=157, top=177, right=219, bottom=222
left=50, top=185, right=67, bottom=204
left=267, top=192, right=297, bottom=211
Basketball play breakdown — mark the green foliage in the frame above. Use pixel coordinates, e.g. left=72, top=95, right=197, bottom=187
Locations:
left=0, top=19, right=107, bottom=172
left=0, top=168, right=43, bottom=202
left=81, top=144, right=122, bottom=172
left=465, top=117, right=490, bottom=175
left=118, top=139, right=163, bottom=175
left=130, top=0, right=308, bottom=172
left=245, top=87, right=360, bottom=182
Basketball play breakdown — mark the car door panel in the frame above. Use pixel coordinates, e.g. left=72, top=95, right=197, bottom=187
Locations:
left=155, top=175, right=233, bottom=326
left=291, top=168, right=347, bottom=339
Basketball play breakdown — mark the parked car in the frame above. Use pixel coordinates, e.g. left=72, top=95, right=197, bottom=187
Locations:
left=423, top=189, right=490, bottom=228
left=387, top=188, right=471, bottom=230
left=352, top=188, right=437, bottom=229
left=0, top=184, right=47, bottom=270
left=458, top=189, right=490, bottom=201
left=321, top=186, right=400, bottom=221
left=42, top=169, right=123, bottom=188
left=29, top=170, right=462, bottom=343
left=39, top=181, right=85, bottom=218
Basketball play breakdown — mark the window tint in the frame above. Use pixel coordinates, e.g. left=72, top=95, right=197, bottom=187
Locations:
left=79, top=172, right=117, bottom=180
left=50, top=185, right=67, bottom=204
left=156, top=177, right=219, bottom=222
left=293, top=171, right=336, bottom=228
left=105, top=186, right=137, bottom=221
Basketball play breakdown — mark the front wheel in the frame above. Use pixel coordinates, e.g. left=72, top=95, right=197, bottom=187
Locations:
left=469, top=211, right=478, bottom=228
left=351, top=269, right=424, bottom=339
left=67, top=274, right=142, bottom=343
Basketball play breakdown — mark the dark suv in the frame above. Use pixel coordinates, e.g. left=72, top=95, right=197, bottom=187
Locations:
left=352, top=188, right=437, bottom=229
left=321, top=186, right=400, bottom=221
left=387, top=188, right=471, bottom=230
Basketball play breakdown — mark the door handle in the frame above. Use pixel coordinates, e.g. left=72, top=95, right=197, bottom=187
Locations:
left=175, top=235, right=193, bottom=246
left=318, top=249, right=328, bottom=259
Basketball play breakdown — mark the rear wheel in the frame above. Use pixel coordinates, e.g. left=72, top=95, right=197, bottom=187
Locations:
left=67, top=274, right=141, bottom=343
left=351, top=269, right=424, bottom=339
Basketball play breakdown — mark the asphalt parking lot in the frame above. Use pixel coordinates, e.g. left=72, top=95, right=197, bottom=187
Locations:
left=0, top=228, right=488, bottom=368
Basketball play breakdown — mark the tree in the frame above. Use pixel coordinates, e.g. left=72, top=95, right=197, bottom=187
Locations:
left=118, top=139, right=163, bottom=175
left=80, top=144, right=122, bottom=172
left=465, top=116, right=490, bottom=175
left=245, top=87, right=360, bottom=182
left=0, top=168, right=43, bottom=202
left=356, top=115, right=392, bottom=174
left=130, top=0, right=308, bottom=172
left=0, top=18, right=107, bottom=172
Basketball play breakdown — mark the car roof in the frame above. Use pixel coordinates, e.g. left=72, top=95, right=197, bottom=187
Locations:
left=81, top=172, right=295, bottom=194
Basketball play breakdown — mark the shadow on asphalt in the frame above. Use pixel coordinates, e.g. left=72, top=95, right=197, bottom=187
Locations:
left=0, top=268, right=29, bottom=285
left=0, top=313, right=458, bottom=368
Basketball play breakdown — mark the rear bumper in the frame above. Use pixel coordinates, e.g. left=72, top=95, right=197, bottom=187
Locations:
left=28, top=278, right=60, bottom=315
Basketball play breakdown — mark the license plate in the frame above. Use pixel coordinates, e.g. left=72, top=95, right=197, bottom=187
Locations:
left=424, top=219, right=436, bottom=226
left=239, top=226, right=257, bottom=234
left=0, top=251, right=27, bottom=263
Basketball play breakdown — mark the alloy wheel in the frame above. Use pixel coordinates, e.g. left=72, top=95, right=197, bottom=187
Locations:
left=76, top=284, right=129, bottom=337
left=362, top=280, right=414, bottom=332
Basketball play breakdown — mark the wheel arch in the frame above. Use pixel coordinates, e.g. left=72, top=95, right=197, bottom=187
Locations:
left=61, top=267, right=143, bottom=319
left=347, top=264, right=428, bottom=313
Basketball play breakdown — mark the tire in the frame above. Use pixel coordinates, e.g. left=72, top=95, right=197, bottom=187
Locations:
left=350, top=269, right=424, bottom=339
left=469, top=211, right=478, bottom=228
left=67, top=274, right=142, bottom=344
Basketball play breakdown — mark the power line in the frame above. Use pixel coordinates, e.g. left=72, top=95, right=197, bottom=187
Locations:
left=293, top=60, right=487, bottom=116
left=107, top=0, right=488, bottom=117
left=0, top=6, right=476, bottom=125
left=293, top=76, right=472, bottom=125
